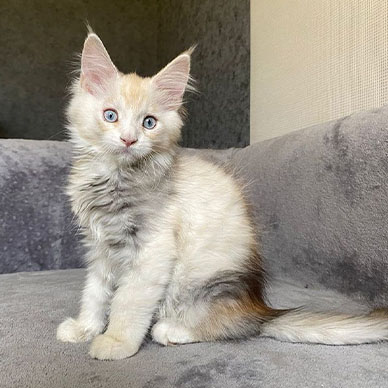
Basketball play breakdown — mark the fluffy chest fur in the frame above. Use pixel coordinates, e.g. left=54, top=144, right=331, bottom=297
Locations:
left=67, top=153, right=175, bottom=261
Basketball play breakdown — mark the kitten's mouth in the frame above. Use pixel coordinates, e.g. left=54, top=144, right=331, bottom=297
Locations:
left=114, top=144, right=134, bottom=154
left=120, top=146, right=141, bottom=158
left=106, top=146, right=134, bottom=156
left=115, top=145, right=142, bottom=160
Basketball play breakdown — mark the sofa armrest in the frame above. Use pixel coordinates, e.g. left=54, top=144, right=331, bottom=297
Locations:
left=0, top=139, right=83, bottom=273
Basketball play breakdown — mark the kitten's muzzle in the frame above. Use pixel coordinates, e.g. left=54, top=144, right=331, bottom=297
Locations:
left=120, top=137, right=138, bottom=147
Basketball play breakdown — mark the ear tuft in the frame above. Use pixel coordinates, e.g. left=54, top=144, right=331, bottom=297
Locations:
left=152, top=50, right=194, bottom=110
left=80, top=33, right=118, bottom=96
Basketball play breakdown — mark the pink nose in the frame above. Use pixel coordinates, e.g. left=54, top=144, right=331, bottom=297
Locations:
left=120, top=137, right=137, bottom=147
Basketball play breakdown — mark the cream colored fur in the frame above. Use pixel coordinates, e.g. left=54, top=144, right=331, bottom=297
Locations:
left=262, top=309, right=388, bottom=345
left=57, top=32, right=388, bottom=360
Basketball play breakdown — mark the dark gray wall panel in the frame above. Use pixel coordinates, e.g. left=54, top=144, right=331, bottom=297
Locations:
left=0, top=0, right=160, bottom=140
left=0, top=1, right=249, bottom=148
left=157, top=0, right=250, bottom=148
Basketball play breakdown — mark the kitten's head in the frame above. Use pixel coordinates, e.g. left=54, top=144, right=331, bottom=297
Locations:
left=67, top=32, right=193, bottom=163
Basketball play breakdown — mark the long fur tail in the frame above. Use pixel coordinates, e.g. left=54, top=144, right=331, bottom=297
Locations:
left=261, top=308, right=388, bottom=345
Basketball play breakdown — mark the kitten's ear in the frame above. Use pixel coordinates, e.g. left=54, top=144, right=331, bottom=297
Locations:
left=80, top=33, right=118, bottom=96
left=152, top=50, right=192, bottom=110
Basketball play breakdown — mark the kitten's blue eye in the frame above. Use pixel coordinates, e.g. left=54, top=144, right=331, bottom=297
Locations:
left=143, top=116, right=157, bottom=129
left=103, top=109, right=118, bottom=123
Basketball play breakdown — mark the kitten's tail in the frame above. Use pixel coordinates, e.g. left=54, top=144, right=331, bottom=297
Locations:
left=261, top=308, right=388, bottom=345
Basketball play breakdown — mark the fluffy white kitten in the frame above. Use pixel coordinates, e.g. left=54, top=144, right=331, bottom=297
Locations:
left=57, top=32, right=388, bottom=360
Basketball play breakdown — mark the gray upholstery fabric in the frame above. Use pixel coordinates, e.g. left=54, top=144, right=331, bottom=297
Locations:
left=230, top=106, right=388, bottom=306
left=2, top=269, right=387, bottom=388
left=0, top=140, right=83, bottom=272
left=1, top=105, right=388, bottom=387
left=1, top=105, right=388, bottom=305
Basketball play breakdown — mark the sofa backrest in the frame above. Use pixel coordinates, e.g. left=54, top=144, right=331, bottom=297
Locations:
left=232, top=105, right=388, bottom=305
left=1, top=105, right=388, bottom=304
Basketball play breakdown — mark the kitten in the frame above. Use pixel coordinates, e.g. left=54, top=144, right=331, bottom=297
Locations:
left=57, top=32, right=388, bottom=360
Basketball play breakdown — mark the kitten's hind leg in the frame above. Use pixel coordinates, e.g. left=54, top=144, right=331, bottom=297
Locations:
left=152, top=319, right=197, bottom=346
left=152, top=267, right=283, bottom=347
left=152, top=297, right=281, bottom=347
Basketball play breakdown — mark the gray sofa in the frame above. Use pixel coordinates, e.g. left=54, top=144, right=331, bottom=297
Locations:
left=1, top=105, right=388, bottom=388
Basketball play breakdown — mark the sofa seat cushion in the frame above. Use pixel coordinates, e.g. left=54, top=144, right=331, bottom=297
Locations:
left=1, top=269, right=386, bottom=388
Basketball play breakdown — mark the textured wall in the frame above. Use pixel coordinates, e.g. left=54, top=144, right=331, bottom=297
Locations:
left=158, top=0, right=250, bottom=148
left=0, top=1, right=249, bottom=148
left=0, top=0, right=160, bottom=141
left=251, top=0, right=388, bottom=143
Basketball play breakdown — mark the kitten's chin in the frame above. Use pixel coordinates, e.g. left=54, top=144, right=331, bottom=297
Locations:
left=103, top=145, right=147, bottom=165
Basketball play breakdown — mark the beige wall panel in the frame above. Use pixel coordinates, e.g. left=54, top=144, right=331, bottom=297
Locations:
left=251, top=1, right=388, bottom=143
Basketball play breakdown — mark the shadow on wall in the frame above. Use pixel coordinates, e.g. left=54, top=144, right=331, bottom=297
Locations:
left=0, top=123, right=6, bottom=138
left=0, top=0, right=249, bottom=149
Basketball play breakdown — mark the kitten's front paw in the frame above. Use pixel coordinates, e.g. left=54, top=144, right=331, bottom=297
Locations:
left=89, top=334, right=139, bottom=360
left=57, top=318, right=101, bottom=343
